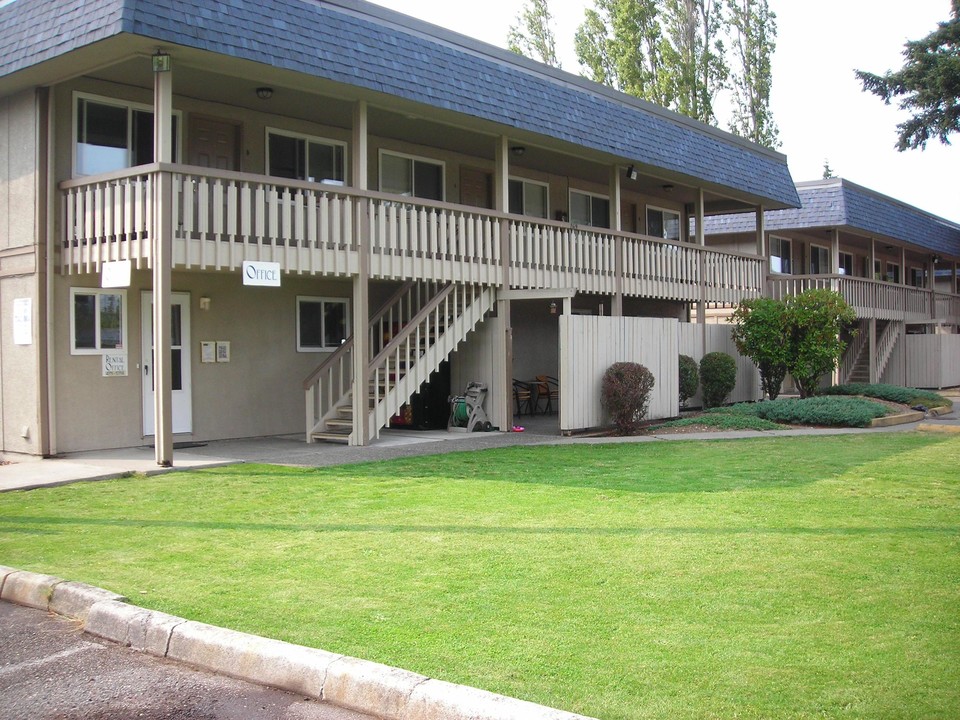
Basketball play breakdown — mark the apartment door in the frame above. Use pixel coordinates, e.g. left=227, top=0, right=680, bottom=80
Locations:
left=188, top=116, right=240, bottom=170
left=142, top=292, right=193, bottom=435
left=460, top=167, right=493, bottom=209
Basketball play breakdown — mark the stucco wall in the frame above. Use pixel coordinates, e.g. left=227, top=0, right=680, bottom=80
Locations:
left=0, top=89, right=45, bottom=455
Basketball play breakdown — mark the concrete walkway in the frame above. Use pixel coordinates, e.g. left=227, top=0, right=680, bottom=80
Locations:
left=1, top=396, right=957, bottom=493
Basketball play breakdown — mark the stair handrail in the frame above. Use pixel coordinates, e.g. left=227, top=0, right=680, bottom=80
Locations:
left=875, top=320, right=901, bottom=381
left=368, top=283, right=455, bottom=373
left=841, top=323, right=868, bottom=384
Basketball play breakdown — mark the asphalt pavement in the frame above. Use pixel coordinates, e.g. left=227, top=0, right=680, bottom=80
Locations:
left=0, top=602, right=377, bottom=720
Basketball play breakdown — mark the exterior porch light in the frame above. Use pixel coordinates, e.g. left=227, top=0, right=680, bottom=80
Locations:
left=152, top=50, right=171, bottom=73
left=510, top=145, right=525, bottom=157
left=256, top=87, right=274, bottom=100
left=625, top=165, right=638, bottom=181
left=199, top=296, right=211, bottom=311
left=932, top=254, right=942, bottom=264
left=549, top=301, right=557, bottom=315
left=662, top=184, right=674, bottom=192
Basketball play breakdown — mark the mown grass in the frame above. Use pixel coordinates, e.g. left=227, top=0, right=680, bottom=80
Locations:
left=2, top=433, right=959, bottom=719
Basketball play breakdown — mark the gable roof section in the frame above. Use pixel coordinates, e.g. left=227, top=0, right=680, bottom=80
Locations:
left=704, top=178, right=960, bottom=258
left=0, top=0, right=800, bottom=209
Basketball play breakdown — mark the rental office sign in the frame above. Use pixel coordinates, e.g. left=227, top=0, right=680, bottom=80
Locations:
left=242, top=261, right=281, bottom=287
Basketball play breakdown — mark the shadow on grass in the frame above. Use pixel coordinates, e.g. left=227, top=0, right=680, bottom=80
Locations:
left=1, top=516, right=956, bottom=537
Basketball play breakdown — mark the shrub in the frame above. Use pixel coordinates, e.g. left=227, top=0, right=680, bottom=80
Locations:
left=710, top=396, right=889, bottom=427
left=731, top=298, right=789, bottom=400
left=784, top=289, right=857, bottom=398
left=823, top=383, right=950, bottom=409
left=651, top=413, right=780, bottom=431
left=601, top=362, right=656, bottom=434
left=678, top=354, right=699, bottom=407
left=699, top=352, right=737, bottom=408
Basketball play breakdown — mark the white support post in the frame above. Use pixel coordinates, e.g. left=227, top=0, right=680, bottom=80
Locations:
left=830, top=228, right=840, bottom=274
left=870, top=238, right=876, bottom=279
left=352, top=198, right=370, bottom=446
left=610, top=165, right=623, bottom=316
left=695, top=189, right=707, bottom=331
left=495, top=137, right=512, bottom=429
left=153, top=53, right=173, bottom=467
left=494, top=135, right=509, bottom=214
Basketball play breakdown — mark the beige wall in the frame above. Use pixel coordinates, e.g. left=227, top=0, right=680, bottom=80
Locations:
left=0, top=89, right=47, bottom=456
left=53, top=270, right=353, bottom=452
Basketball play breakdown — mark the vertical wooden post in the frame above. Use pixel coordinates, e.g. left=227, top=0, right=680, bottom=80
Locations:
left=830, top=228, right=840, bottom=274
left=349, top=101, right=370, bottom=446
left=153, top=54, right=173, bottom=467
left=352, top=101, right=368, bottom=190
left=494, top=137, right=512, bottom=433
left=695, top=189, right=707, bottom=335
left=609, top=165, right=623, bottom=316
left=868, top=318, right=877, bottom=384
left=869, top=238, right=876, bottom=279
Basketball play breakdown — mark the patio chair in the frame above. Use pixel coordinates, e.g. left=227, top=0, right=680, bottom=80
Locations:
left=535, top=375, right=559, bottom=414
left=513, top=379, right=535, bottom=416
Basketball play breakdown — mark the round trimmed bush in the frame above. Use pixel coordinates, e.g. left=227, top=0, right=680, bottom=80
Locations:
left=700, top=352, right=737, bottom=408
left=679, top=354, right=699, bottom=407
left=601, top=362, right=656, bottom=435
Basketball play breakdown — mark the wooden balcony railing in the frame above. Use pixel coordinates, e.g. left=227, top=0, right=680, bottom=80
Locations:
left=60, top=163, right=765, bottom=305
left=768, top=274, right=960, bottom=324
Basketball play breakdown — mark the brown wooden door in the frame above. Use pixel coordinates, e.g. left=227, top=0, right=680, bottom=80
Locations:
left=620, top=201, right=637, bottom=234
left=188, top=116, right=240, bottom=170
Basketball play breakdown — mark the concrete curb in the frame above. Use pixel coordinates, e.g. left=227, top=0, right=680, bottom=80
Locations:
left=917, top=423, right=960, bottom=434
left=869, top=410, right=925, bottom=427
left=1, top=566, right=596, bottom=720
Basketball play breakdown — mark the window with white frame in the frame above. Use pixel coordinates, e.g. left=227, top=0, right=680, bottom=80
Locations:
left=839, top=252, right=854, bottom=276
left=267, top=129, right=346, bottom=184
left=508, top=178, right=549, bottom=218
left=769, top=236, right=792, bottom=274
left=570, top=190, right=610, bottom=228
left=74, top=94, right=180, bottom=177
left=297, top=297, right=349, bottom=352
left=379, top=151, right=444, bottom=201
left=810, top=244, right=830, bottom=274
left=646, top=206, right=682, bottom=241
left=70, top=288, right=126, bottom=354
left=886, top=262, right=901, bottom=284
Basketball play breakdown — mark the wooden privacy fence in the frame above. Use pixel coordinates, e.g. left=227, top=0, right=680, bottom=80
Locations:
left=558, top=316, right=679, bottom=431
left=904, top=334, right=960, bottom=389
left=677, top=324, right=762, bottom=407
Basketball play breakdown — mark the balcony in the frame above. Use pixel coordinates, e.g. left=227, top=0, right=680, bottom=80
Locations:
left=768, top=274, right=960, bottom=324
left=60, top=163, right=764, bottom=305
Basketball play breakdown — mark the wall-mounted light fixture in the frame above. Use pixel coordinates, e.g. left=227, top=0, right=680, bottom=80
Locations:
left=625, top=165, right=638, bottom=181
left=199, top=296, right=211, bottom=311
left=932, top=254, right=942, bottom=264
left=549, top=301, right=557, bottom=315
left=256, top=87, right=274, bottom=100
left=511, top=145, right=526, bottom=157
left=662, top=184, right=675, bottom=193
left=152, top=50, right=171, bottom=73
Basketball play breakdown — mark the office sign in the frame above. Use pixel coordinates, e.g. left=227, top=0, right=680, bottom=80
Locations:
left=102, top=260, right=132, bottom=288
left=242, top=261, right=281, bottom=287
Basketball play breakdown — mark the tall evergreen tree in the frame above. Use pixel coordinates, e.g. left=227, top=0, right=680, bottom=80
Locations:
left=855, top=1, right=960, bottom=150
left=661, top=0, right=727, bottom=124
left=508, top=0, right=562, bottom=68
left=727, top=0, right=779, bottom=148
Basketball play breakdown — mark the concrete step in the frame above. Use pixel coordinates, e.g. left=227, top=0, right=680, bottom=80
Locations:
left=311, top=429, right=351, bottom=444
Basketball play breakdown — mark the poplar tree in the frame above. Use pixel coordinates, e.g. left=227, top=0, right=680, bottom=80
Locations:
left=661, top=0, right=727, bottom=124
left=855, top=1, right=960, bottom=150
left=726, top=0, right=780, bottom=148
left=507, top=0, right=562, bottom=68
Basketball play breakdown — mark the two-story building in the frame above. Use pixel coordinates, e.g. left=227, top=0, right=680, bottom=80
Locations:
left=705, top=178, right=960, bottom=391
left=10, top=0, right=909, bottom=464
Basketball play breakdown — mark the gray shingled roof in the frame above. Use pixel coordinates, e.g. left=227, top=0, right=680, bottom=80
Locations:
left=0, top=0, right=800, bottom=208
left=704, top=179, right=960, bottom=258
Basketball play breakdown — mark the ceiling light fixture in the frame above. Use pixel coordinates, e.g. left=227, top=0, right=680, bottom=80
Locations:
left=256, top=87, right=274, bottom=100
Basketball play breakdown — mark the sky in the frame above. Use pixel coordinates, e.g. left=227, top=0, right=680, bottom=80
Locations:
left=367, top=0, right=957, bottom=223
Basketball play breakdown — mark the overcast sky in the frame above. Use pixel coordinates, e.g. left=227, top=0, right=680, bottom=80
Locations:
left=368, top=0, right=957, bottom=223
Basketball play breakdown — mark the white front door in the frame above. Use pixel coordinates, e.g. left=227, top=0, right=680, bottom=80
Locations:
left=142, top=292, right=193, bottom=435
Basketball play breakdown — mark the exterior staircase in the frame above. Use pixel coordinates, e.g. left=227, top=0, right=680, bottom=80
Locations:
left=304, top=281, right=496, bottom=444
left=841, top=319, right=903, bottom=384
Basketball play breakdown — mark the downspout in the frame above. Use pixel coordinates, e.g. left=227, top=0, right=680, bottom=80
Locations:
left=41, top=86, right=56, bottom=456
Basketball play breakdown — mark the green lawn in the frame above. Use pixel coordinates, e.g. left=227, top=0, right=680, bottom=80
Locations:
left=2, top=433, right=959, bottom=719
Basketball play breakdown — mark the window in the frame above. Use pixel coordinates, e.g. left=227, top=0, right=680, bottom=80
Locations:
left=74, top=94, right=179, bottom=177
left=70, top=289, right=126, bottom=354
left=886, top=262, right=901, bottom=284
left=646, top=206, right=682, bottom=241
left=508, top=178, right=549, bottom=218
left=839, top=252, right=854, bottom=276
left=810, top=244, right=830, bottom=274
left=379, top=151, right=444, bottom=201
left=909, top=267, right=925, bottom=288
left=570, top=190, right=610, bottom=228
left=297, top=297, right=349, bottom=352
left=267, top=130, right=345, bottom=183
left=769, top=236, right=792, bottom=274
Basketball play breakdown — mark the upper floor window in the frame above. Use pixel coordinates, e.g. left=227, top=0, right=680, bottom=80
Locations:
left=297, top=297, right=349, bottom=352
left=267, top=130, right=345, bottom=184
left=508, top=178, right=549, bottom=219
left=839, top=252, right=854, bottom=276
left=770, top=236, right=792, bottom=274
left=646, top=206, right=682, bottom=241
left=810, top=244, right=830, bottom=274
left=886, top=262, right=901, bottom=284
left=70, top=288, right=126, bottom=355
left=909, top=267, right=925, bottom=288
left=570, top=190, right=610, bottom=228
left=74, top=94, right=179, bottom=177
left=379, top=151, right=444, bottom=201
